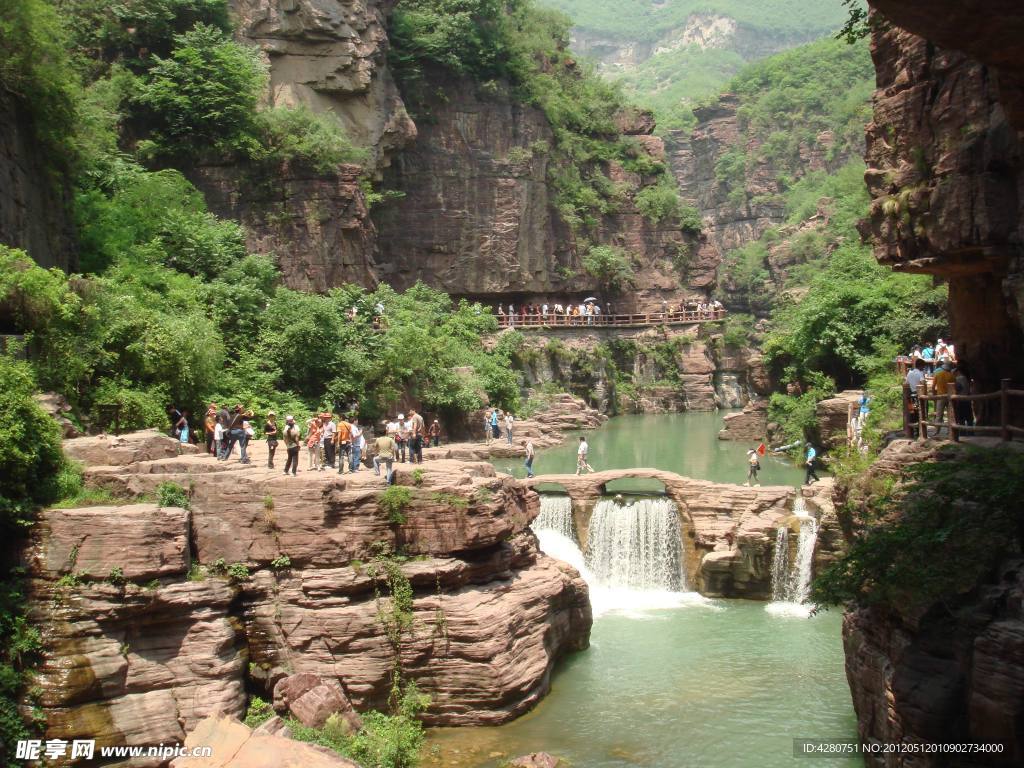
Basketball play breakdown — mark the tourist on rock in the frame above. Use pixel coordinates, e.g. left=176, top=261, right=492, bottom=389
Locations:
left=483, top=410, right=492, bottom=443
left=321, top=412, right=337, bottom=469
left=335, top=413, right=352, bottom=474
left=524, top=439, right=535, bottom=478
left=350, top=418, right=365, bottom=472
left=264, top=412, right=279, bottom=469
left=858, top=391, right=871, bottom=427
left=398, top=413, right=411, bottom=462
left=746, top=448, right=761, bottom=486
left=409, top=408, right=425, bottom=463
left=213, top=417, right=224, bottom=461
left=803, top=443, right=820, bottom=485
left=429, top=418, right=441, bottom=447
left=306, top=417, right=321, bottom=471
left=177, top=409, right=191, bottom=444
left=504, top=411, right=515, bottom=444
left=169, top=404, right=183, bottom=439
left=374, top=422, right=397, bottom=484
left=576, top=436, right=594, bottom=475
left=282, top=415, right=301, bottom=476
left=223, top=405, right=249, bottom=463
left=204, top=405, right=217, bottom=455
left=490, top=408, right=500, bottom=440
left=239, top=411, right=254, bottom=463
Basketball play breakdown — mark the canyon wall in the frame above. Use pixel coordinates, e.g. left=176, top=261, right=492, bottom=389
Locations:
left=840, top=5, right=1024, bottom=762
left=860, top=6, right=1024, bottom=393
left=0, top=93, right=76, bottom=271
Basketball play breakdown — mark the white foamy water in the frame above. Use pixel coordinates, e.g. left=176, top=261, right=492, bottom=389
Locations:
left=766, top=499, right=819, bottom=618
left=533, top=495, right=714, bottom=617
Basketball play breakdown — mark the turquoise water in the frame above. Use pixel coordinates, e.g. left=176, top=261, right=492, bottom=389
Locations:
left=493, top=411, right=809, bottom=488
left=426, top=601, right=859, bottom=768
left=430, top=412, right=858, bottom=768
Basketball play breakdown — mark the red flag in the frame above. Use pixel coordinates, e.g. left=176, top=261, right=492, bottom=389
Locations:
left=757, top=443, right=766, bottom=455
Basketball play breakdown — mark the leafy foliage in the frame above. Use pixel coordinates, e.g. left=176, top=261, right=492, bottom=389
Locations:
left=252, top=106, right=368, bottom=172
left=581, top=245, right=636, bottom=298
left=0, top=356, right=66, bottom=529
left=132, top=23, right=266, bottom=159
left=379, top=487, right=413, bottom=525
left=813, top=448, right=1024, bottom=609
left=156, top=481, right=190, bottom=510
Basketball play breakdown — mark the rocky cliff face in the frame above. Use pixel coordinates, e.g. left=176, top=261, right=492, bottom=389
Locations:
left=861, top=10, right=1024, bottom=393
left=0, top=93, right=76, bottom=271
left=837, top=440, right=1024, bottom=766
left=25, top=432, right=591, bottom=759
left=667, top=96, right=842, bottom=310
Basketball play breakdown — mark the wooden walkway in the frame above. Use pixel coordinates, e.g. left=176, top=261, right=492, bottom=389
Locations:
left=497, top=309, right=726, bottom=330
left=903, top=378, right=1024, bottom=442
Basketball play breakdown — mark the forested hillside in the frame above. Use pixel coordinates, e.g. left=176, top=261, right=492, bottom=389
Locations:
left=540, top=0, right=851, bottom=131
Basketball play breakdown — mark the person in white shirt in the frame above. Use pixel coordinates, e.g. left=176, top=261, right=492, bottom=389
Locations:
left=504, top=412, right=515, bottom=444
left=576, top=436, right=594, bottom=475
left=542, top=303, right=549, bottom=319
left=349, top=419, right=365, bottom=472
left=320, top=413, right=337, bottom=470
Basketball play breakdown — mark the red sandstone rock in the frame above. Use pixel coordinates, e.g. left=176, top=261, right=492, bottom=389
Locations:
left=289, top=681, right=362, bottom=733
left=273, top=673, right=322, bottom=712
left=510, top=753, right=561, bottom=768
left=171, top=714, right=361, bottom=768
left=718, top=400, right=768, bottom=442
left=64, top=429, right=197, bottom=466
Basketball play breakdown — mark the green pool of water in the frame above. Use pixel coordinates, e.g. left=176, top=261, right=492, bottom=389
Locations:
left=425, top=601, right=860, bottom=768
left=492, top=411, right=810, bottom=488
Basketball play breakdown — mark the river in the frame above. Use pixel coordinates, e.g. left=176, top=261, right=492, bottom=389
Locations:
left=490, top=411, right=810, bottom=488
left=426, top=412, right=857, bottom=768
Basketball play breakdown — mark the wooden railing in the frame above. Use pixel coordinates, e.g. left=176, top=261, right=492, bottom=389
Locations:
left=902, top=378, right=1024, bottom=442
left=496, top=309, right=726, bottom=329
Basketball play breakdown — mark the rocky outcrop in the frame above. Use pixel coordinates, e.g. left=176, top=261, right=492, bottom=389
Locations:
left=24, top=433, right=592, bottom=757
left=861, top=14, right=1024, bottom=396
left=718, top=399, right=768, bottom=442
left=0, top=93, right=76, bottom=271
left=171, top=714, right=361, bottom=768
left=814, top=390, right=861, bottom=449
left=228, top=0, right=416, bottom=163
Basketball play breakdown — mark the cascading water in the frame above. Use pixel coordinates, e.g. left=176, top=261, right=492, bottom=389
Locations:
left=531, top=494, right=710, bottom=616
left=586, top=497, right=686, bottom=591
left=531, top=494, right=575, bottom=539
left=767, top=499, right=819, bottom=616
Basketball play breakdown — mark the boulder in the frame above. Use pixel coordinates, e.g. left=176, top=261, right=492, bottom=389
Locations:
left=252, top=715, right=292, bottom=739
left=718, top=400, right=768, bottom=442
left=289, top=681, right=362, bottom=733
left=273, top=672, right=322, bottom=712
left=170, top=714, right=361, bottom=768
left=34, top=391, right=80, bottom=438
left=814, top=390, right=861, bottom=448
left=63, top=429, right=198, bottom=466
left=510, top=753, right=561, bottom=768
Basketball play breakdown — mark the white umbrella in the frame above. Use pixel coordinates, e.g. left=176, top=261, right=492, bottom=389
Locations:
left=583, top=297, right=599, bottom=303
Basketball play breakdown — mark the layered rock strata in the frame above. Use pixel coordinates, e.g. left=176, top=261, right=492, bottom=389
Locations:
left=24, top=432, right=591, bottom=761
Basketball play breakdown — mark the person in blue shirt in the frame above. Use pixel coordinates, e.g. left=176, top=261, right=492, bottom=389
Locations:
left=804, top=443, right=821, bottom=485
left=490, top=408, right=500, bottom=440
left=921, top=343, right=935, bottom=373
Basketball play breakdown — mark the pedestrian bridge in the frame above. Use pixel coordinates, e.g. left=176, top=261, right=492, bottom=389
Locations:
left=497, top=309, right=725, bottom=330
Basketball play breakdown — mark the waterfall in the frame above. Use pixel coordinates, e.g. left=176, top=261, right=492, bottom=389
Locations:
left=586, top=497, right=686, bottom=591
left=767, top=499, right=819, bottom=615
left=532, top=494, right=575, bottom=540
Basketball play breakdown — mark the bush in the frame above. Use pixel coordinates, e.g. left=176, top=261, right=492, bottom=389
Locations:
left=132, top=23, right=266, bottom=158
left=253, top=106, right=367, bottom=172
left=634, top=181, right=682, bottom=223
left=346, top=683, right=429, bottom=768
left=581, top=245, right=636, bottom=298
left=813, top=448, right=1024, bottom=610
left=243, top=696, right=274, bottom=729
left=379, top=487, right=413, bottom=525
left=0, top=357, right=66, bottom=529
left=156, top=481, right=190, bottom=510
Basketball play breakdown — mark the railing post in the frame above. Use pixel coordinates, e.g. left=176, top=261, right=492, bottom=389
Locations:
left=902, top=382, right=913, bottom=438
left=947, top=383, right=958, bottom=442
left=917, top=382, right=928, bottom=440
left=1001, top=378, right=1011, bottom=441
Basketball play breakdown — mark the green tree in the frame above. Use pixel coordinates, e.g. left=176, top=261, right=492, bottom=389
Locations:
left=582, top=245, right=636, bottom=302
left=132, top=23, right=266, bottom=159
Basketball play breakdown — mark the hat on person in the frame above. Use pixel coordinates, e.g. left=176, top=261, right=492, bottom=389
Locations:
left=267, top=411, right=276, bottom=417
left=285, top=415, right=294, bottom=423
left=398, top=413, right=404, bottom=419
left=433, top=419, right=439, bottom=423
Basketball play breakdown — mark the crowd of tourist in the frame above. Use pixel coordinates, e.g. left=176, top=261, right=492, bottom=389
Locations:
left=168, top=404, right=444, bottom=483
left=902, top=337, right=976, bottom=436
left=496, top=298, right=725, bottom=326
